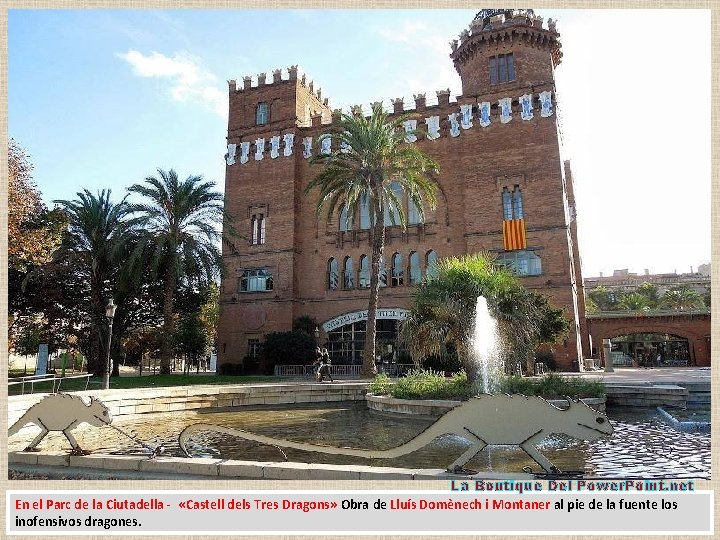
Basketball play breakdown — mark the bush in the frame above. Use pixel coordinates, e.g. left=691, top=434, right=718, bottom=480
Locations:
left=368, top=373, right=393, bottom=396
left=262, top=331, right=316, bottom=365
left=219, top=362, right=243, bottom=376
left=534, top=350, right=557, bottom=371
left=386, top=370, right=472, bottom=401
left=500, top=372, right=606, bottom=399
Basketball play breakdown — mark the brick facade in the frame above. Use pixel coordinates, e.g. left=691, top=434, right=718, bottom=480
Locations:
left=218, top=10, right=589, bottom=371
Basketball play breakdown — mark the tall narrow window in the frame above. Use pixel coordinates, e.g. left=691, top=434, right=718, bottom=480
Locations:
left=339, top=206, right=353, bottom=231
left=343, top=256, right=354, bottom=289
left=502, top=188, right=513, bottom=220
left=256, top=102, right=268, bottom=125
left=379, top=256, right=387, bottom=287
left=489, top=56, right=498, bottom=86
left=251, top=215, right=258, bottom=244
left=384, top=182, right=403, bottom=226
left=409, top=251, right=421, bottom=285
left=258, top=214, right=266, bottom=244
left=426, top=250, right=438, bottom=279
left=391, top=253, right=404, bottom=287
left=328, top=258, right=339, bottom=290
left=250, top=214, right=266, bottom=245
left=512, top=186, right=524, bottom=219
left=248, top=339, right=261, bottom=359
left=408, top=197, right=422, bottom=225
left=360, top=194, right=371, bottom=230
left=358, top=255, right=370, bottom=288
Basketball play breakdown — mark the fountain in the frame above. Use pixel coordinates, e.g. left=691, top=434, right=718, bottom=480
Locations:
left=471, top=296, right=502, bottom=394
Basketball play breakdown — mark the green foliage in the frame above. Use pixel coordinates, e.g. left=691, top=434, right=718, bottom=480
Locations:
left=293, top=315, right=319, bottom=338
left=262, top=331, right=317, bottom=367
left=660, top=285, right=705, bottom=311
left=368, top=372, right=394, bottom=396
left=500, top=372, right=606, bottom=399
left=304, top=103, right=439, bottom=377
left=587, top=286, right=616, bottom=311
left=400, top=252, right=569, bottom=381
left=534, top=350, right=557, bottom=371
left=372, top=369, right=472, bottom=401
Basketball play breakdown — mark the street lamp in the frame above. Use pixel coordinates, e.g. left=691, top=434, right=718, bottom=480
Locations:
left=103, top=299, right=117, bottom=390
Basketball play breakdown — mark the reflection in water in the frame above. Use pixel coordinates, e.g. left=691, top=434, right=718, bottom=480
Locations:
left=8, top=403, right=710, bottom=478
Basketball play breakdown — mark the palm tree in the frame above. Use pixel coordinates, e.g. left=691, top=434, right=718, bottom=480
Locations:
left=660, top=285, right=705, bottom=311
left=401, top=253, right=569, bottom=383
left=54, top=190, right=130, bottom=376
left=128, top=169, right=224, bottom=374
left=305, top=104, right=439, bottom=377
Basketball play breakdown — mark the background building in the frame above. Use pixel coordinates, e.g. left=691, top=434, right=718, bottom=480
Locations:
left=217, top=9, right=589, bottom=371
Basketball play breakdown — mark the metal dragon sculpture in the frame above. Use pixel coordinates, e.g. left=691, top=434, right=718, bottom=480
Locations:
left=179, top=394, right=613, bottom=473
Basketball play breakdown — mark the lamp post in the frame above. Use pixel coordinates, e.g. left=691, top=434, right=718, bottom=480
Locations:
left=103, top=299, right=117, bottom=390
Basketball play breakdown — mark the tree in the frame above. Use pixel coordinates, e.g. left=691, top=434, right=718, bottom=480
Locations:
left=400, top=253, right=569, bottom=384
left=53, top=190, right=130, bottom=375
left=127, top=169, right=224, bottom=374
left=587, top=286, right=616, bottom=311
left=305, top=104, right=439, bottom=377
left=8, top=139, right=67, bottom=340
left=660, top=285, right=705, bottom=311
left=617, top=292, right=652, bottom=312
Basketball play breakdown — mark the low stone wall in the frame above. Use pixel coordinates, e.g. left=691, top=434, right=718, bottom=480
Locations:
left=604, top=385, right=688, bottom=408
left=7, top=451, right=535, bottom=480
left=8, top=383, right=369, bottom=426
left=366, top=394, right=606, bottom=416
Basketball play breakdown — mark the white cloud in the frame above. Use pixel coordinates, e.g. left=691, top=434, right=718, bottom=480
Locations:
left=116, top=49, right=226, bottom=117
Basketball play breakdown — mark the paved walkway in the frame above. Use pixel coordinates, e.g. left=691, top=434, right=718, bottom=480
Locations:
left=563, top=367, right=710, bottom=385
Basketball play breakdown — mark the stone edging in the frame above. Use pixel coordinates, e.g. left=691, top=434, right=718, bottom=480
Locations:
left=366, top=394, right=606, bottom=416
left=8, top=451, right=535, bottom=480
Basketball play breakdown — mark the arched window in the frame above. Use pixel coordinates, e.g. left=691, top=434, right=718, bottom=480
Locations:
left=358, top=255, right=370, bottom=288
left=426, top=250, right=438, bottom=279
left=251, top=215, right=258, bottom=244
left=512, top=186, right=524, bottom=219
left=501, top=187, right=513, bottom=220
left=409, top=251, right=421, bottom=285
left=360, top=194, right=371, bottom=230
left=327, top=258, right=339, bottom=290
left=250, top=214, right=265, bottom=245
left=339, top=206, right=353, bottom=231
left=256, top=102, right=268, bottom=125
left=384, top=182, right=403, bottom=226
left=343, top=256, right=354, bottom=289
left=408, top=197, right=423, bottom=225
left=379, top=256, right=388, bottom=287
left=391, top=252, right=404, bottom=287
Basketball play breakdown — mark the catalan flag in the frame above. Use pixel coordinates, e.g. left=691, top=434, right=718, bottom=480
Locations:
left=502, top=219, right=527, bottom=250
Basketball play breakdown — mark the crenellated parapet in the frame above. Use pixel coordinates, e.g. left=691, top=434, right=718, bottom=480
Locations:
left=229, top=64, right=326, bottom=105
left=224, top=89, right=555, bottom=166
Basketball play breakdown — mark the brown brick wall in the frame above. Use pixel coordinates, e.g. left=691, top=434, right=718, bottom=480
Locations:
left=218, top=15, right=586, bottom=372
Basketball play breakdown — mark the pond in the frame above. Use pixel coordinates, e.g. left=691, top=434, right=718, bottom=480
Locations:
left=8, top=402, right=710, bottom=479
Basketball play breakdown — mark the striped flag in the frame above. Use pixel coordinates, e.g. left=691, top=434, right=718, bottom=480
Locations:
left=503, top=219, right=527, bottom=250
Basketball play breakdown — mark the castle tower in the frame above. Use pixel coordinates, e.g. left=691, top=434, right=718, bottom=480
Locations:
left=217, top=11, right=589, bottom=373
left=218, top=67, right=332, bottom=370
left=450, top=9, right=562, bottom=98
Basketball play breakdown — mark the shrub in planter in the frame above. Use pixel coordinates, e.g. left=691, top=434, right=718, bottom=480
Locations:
left=370, top=370, right=472, bottom=401
left=500, top=372, right=605, bottom=399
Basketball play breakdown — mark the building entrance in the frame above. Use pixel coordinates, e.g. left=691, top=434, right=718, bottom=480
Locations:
left=326, top=319, right=401, bottom=365
left=611, top=333, right=691, bottom=367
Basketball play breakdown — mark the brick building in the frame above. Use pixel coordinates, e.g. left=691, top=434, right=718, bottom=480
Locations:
left=217, top=9, right=589, bottom=371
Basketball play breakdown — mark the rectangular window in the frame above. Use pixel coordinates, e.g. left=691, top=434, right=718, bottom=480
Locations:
left=247, top=339, right=260, bottom=359
left=489, top=53, right=515, bottom=85
left=256, top=102, right=268, bottom=125
left=251, top=214, right=266, bottom=245
left=239, top=268, right=274, bottom=292
left=496, top=250, right=542, bottom=277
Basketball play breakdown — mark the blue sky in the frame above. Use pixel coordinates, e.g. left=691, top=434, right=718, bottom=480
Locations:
left=9, top=9, right=711, bottom=277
